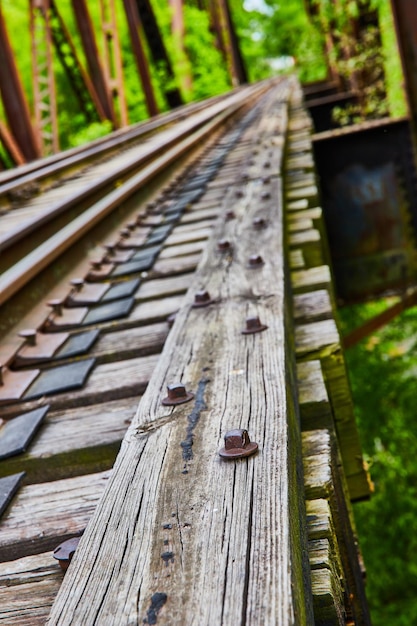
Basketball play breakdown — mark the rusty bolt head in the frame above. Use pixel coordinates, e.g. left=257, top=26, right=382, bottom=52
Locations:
left=253, top=217, right=267, bottom=230
left=18, top=329, right=37, bottom=346
left=242, top=316, right=268, bottom=334
left=90, top=260, right=102, bottom=270
left=225, top=210, right=236, bottom=221
left=262, top=176, right=271, bottom=185
left=70, top=278, right=84, bottom=291
left=120, top=229, right=131, bottom=239
left=217, top=239, right=232, bottom=252
left=219, top=429, right=258, bottom=459
left=235, top=189, right=244, bottom=199
left=136, top=212, right=146, bottom=224
left=261, top=191, right=271, bottom=200
left=247, top=254, right=264, bottom=269
left=241, top=173, right=249, bottom=182
left=192, top=290, right=213, bottom=308
left=162, top=383, right=194, bottom=406
left=47, top=300, right=64, bottom=316
left=264, top=161, right=271, bottom=169
left=103, top=244, right=115, bottom=257
left=126, top=221, right=136, bottom=231
left=53, top=536, right=81, bottom=572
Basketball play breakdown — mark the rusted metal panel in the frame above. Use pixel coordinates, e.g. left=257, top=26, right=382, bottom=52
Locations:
left=71, top=0, right=117, bottom=126
left=313, top=118, right=417, bottom=303
left=122, top=0, right=159, bottom=117
left=390, top=0, right=417, bottom=131
left=0, top=6, right=41, bottom=162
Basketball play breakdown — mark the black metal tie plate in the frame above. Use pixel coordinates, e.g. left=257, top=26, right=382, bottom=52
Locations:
left=66, top=278, right=140, bottom=307
left=111, top=247, right=161, bottom=278
left=46, top=298, right=135, bottom=330
left=0, top=472, right=25, bottom=518
left=0, top=406, right=49, bottom=460
left=23, top=358, right=95, bottom=400
left=14, top=330, right=99, bottom=367
left=144, top=224, right=173, bottom=246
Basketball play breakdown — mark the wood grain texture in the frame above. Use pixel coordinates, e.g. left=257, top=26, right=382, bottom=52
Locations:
left=47, top=151, right=314, bottom=624
left=0, top=552, right=62, bottom=625
left=0, top=470, right=110, bottom=561
left=0, top=397, right=137, bottom=483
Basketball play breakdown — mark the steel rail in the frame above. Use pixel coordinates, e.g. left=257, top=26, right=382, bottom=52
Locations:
left=0, top=92, right=232, bottom=194
left=0, top=83, right=269, bottom=307
left=0, top=83, right=271, bottom=253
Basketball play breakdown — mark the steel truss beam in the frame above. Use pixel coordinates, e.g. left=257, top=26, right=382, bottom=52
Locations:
left=30, top=0, right=59, bottom=156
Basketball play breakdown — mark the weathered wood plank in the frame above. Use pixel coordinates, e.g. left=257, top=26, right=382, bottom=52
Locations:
left=0, top=470, right=110, bottom=561
left=0, top=397, right=136, bottom=483
left=0, top=552, right=61, bottom=625
left=293, top=290, right=332, bottom=323
left=297, top=361, right=332, bottom=430
left=47, top=170, right=314, bottom=623
left=302, top=430, right=371, bottom=625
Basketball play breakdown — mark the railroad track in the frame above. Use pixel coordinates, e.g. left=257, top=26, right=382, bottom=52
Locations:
left=0, top=78, right=371, bottom=625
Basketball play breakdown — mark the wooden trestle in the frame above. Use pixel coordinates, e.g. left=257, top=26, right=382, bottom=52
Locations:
left=0, top=80, right=371, bottom=625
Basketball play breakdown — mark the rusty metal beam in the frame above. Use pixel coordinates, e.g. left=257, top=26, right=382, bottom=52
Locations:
left=49, top=0, right=106, bottom=123
left=99, top=0, right=129, bottom=127
left=30, top=0, right=60, bottom=156
left=0, top=5, right=40, bottom=162
left=134, top=0, right=183, bottom=108
left=71, top=0, right=117, bottom=127
left=390, top=0, right=417, bottom=131
left=122, top=0, right=159, bottom=117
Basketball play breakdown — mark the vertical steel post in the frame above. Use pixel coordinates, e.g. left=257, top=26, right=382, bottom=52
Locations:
left=49, top=0, right=106, bottom=123
left=0, top=5, right=40, bottom=162
left=211, top=0, right=247, bottom=86
left=71, top=0, right=117, bottom=127
left=134, top=0, right=183, bottom=108
left=169, top=0, right=193, bottom=94
left=99, top=0, right=129, bottom=127
left=30, top=0, right=60, bottom=156
left=122, top=0, right=159, bottom=117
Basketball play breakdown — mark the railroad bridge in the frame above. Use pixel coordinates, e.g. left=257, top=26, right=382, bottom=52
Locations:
left=0, top=2, right=417, bottom=625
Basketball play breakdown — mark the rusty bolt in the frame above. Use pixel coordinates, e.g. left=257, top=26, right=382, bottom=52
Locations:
left=18, top=329, right=37, bottom=346
left=162, top=383, right=194, bottom=406
left=47, top=300, right=64, bottom=316
left=126, top=221, right=136, bottom=231
left=262, top=177, right=271, bottom=185
left=103, top=244, right=115, bottom=257
left=90, top=260, right=102, bottom=270
left=146, top=201, right=157, bottom=211
left=120, top=229, right=131, bottom=239
left=219, top=429, right=258, bottom=459
left=261, top=191, right=271, bottom=200
left=241, top=173, right=249, bottom=181
left=217, top=239, right=232, bottom=252
left=264, top=161, right=271, bottom=169
left=53, top=537, right=81, bottom=572
left=192, top=290, right=213, bottom=308
left=136, top=212, right=146, bottom=224
left=241, top=316, right=268, bottom=334
left=253, top=217, right=267, bottom=230
left=247, top=254, right=264, bottom=269
left=225, top=210, right=236, bottom=221
left=70, top=278, right=84, bottom=292
left=235, top=189, right=244, bottom=198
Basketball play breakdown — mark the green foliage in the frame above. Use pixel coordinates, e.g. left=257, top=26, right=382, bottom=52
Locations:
left=339, top=301, right=417, bottom=624
left=183, top=7, right=231, bottom=100
left=259, top=0, right=328, bottom=83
